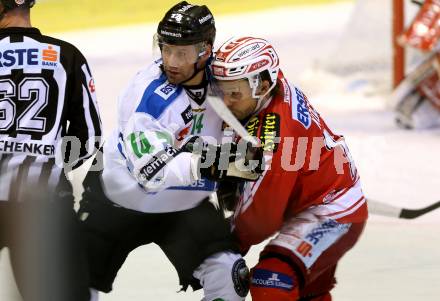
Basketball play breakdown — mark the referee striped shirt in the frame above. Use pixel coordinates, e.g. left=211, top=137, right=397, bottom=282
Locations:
left=0, top=27, right=102, bottom=202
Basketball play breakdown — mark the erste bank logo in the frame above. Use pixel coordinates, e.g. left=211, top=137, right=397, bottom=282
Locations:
left=42, top=45, right=59, bottom=65
left=0, top=42, right=60, bottom=68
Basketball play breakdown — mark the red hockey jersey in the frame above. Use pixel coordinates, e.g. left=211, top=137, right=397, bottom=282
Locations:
left=232, top=74, right=368, bottom=250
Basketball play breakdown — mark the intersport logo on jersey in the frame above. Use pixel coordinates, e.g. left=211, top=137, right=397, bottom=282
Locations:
left=0, top=42, right=60, bottom=68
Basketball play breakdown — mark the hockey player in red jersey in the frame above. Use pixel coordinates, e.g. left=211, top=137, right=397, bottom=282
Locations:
left=211, top=36, right=368, bottom=301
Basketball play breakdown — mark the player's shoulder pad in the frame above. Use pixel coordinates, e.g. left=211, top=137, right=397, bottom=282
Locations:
left=135, top=69, right=183, bottom=119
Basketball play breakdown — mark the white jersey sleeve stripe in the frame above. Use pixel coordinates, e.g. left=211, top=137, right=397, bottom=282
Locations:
left=81, top=83, right=96, bottom=158
left=81, top=64, right=101, bottom=125
left=325, top=197, right=366, bottom=220
left=0, top=154, right=25, bottom=200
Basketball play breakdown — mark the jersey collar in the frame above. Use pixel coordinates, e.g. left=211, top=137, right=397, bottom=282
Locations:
left=0, top=27, right=41, bottom=35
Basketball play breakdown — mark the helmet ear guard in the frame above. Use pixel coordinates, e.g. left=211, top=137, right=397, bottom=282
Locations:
left=254, top=69, right=279, bottom=98
left=247, top=71, right=276, bottom=99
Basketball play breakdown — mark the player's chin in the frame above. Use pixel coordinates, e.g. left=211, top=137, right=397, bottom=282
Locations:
left=167, top=78, right=179, bottom=85
left=165, top=72, right=184, bottom=84
left=231, top=110, right=246, bottom=121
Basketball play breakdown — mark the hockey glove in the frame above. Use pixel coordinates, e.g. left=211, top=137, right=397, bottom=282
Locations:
left=182, top=137, right=264, bottom=182
left=217, top=180, right=241, bottom=212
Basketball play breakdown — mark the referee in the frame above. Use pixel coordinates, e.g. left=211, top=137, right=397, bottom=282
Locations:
left=0, top=1, right=102, bottom=300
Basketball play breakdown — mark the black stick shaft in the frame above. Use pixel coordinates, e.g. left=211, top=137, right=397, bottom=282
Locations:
left=399, top=200, right=440, bottom=219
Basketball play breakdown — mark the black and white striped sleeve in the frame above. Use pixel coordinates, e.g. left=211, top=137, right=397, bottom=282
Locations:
left=64, top=50, right=102, bottom=170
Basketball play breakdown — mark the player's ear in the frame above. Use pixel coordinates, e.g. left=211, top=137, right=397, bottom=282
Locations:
left=203, top=43, right=213, bottom=59
left=259, top=80, right=271, bottom=95
left=198, top=43, right=212, bottom=67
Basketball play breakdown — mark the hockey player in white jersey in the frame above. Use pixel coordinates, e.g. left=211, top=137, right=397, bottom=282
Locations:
left=78, top=2, right=258, bottom=300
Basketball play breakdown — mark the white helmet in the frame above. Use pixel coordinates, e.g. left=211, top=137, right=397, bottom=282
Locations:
left=212, top=37, right=280, bottom=110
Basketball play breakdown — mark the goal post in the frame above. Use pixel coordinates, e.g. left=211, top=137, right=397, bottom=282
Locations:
left=393, top=0, right=405, bottom=88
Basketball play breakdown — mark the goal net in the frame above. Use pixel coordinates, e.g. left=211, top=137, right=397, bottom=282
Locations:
left=300, top=0, right=421, bottom=98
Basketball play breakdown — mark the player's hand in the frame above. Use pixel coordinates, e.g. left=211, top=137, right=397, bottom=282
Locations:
left=222, top=141, right=264, bottom=181
left=182, top=137, right=264, bottom=182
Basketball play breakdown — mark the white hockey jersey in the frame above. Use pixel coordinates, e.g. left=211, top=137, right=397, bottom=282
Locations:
left=100, top=61, right=224, bottom=212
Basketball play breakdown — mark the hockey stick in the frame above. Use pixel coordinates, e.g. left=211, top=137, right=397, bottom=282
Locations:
left=206, top=95, right=259, bottom=145
left=368, top=199, right=440, bottom=219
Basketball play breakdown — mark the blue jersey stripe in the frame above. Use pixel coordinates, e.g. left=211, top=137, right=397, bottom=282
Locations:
left=168, top=179, right=218, bottom=192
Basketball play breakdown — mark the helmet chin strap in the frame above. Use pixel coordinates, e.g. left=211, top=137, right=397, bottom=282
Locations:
left=181, top=61, right=204, bottom=85
left=0, top=6, right=6, bottom=21
left=181, top=51, right=211, bottom=85
left=250, top=78, right=277, bottom=115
